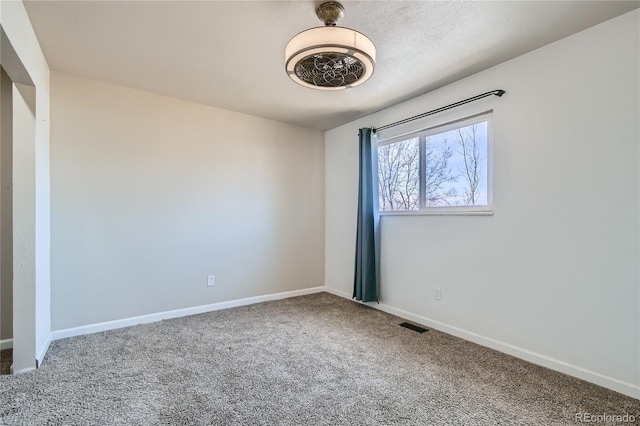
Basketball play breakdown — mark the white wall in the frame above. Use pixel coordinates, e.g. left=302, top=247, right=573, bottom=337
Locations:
left=0, top=0, right=51, bottom=370
left=50, top=72, right=325, bottom=330
left=0, top=68, right=12, bottom=344
left=12, top=82, right=36, bottom=370
left=325, top=10, right=639, bottom=398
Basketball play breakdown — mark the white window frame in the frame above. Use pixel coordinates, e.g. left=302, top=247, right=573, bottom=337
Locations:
left=377, top=111, right=493, bottom=216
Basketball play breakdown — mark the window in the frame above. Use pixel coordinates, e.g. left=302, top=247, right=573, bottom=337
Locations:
left=377, top=113, right=492, bottom=214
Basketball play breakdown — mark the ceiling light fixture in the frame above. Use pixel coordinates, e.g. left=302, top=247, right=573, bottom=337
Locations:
left=285, top=1, right=376, bottom=90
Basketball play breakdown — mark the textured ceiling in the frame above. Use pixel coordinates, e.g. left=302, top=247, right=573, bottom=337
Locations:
left=23, top=1, right=639, bottom=130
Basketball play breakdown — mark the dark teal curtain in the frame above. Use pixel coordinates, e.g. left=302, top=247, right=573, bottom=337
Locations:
left=354, top=128, right=380, bottom=303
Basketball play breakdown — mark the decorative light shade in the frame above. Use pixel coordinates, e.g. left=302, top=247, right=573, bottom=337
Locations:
left=285, top=1, right=376, bottom=90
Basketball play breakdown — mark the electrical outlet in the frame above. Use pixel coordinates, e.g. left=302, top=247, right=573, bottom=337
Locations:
left=434, top=287, right=441, bottom=300
left=207, top=275, right=215, bottom=287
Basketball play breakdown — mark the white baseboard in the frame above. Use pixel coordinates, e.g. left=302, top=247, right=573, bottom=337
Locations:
left=2, top=337, right=47, bottom=372
left=1, top=337, right=51, bottom=368
left=36, top=333, right=52, bottom=365
left=51, top=286, right=326, bottom=341
left=324, top=287, right=640, bottom=400
left=12, top=366, right=36, bottom=375
left=325, top=288, right=352, bottom=299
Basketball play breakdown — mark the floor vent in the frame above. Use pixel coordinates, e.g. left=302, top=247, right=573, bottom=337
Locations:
left=400, top=322, right=428, bottom=333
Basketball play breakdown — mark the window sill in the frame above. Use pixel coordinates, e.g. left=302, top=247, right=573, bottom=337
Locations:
left=380, top=209, right=494, bottom=216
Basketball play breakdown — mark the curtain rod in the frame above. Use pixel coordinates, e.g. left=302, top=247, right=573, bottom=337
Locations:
left=374, top=89, right=505, bottom=132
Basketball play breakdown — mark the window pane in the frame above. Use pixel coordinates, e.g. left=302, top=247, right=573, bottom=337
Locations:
left=425, top=121, right=488, bottom=207
left=378, top=137, right=420, bottom=211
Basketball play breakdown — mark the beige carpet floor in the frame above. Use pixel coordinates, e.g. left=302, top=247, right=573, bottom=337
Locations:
left=0, top=293, right=638, bottom=425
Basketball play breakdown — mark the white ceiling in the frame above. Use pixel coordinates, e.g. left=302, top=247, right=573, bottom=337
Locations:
left=23, top=0, right=638, bottom=130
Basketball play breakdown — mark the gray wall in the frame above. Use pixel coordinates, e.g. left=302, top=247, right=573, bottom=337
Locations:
left=51, top=72, right=325, bottom=330
left=325, top=10, right=639, bottom=396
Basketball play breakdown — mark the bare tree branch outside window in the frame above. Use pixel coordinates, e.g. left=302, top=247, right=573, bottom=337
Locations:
left=424, top=139, right=457, bottom=207
left=453, top=125, right=481, bottom=206
left=378, top=138, right=419, bottom=211
left=377, top=119, right=488, bottom=211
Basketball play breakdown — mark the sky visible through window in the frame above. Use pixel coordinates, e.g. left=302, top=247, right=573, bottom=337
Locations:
left=378, top=121, right=488, bottom=211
